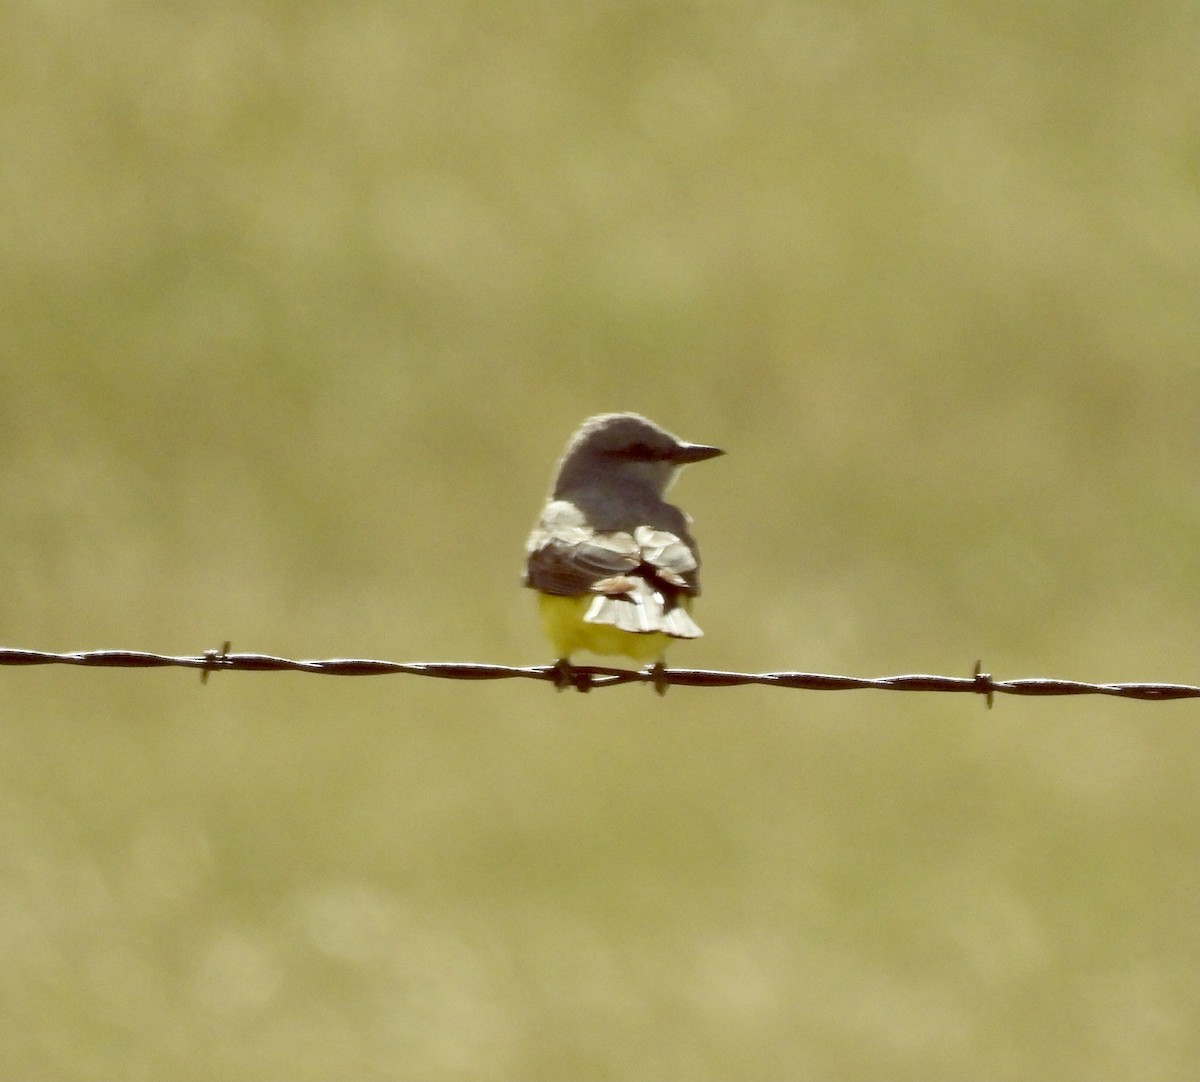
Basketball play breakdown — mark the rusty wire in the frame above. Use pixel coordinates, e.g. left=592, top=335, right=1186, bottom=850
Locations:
left=1, top=645, right=1196, bottom=702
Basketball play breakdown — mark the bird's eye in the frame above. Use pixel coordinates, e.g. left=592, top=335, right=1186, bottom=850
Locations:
left=621, top=441, right=657, bottom=459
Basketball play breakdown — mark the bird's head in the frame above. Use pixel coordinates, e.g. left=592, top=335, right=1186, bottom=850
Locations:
left=553, top=413, right=724, bottom=499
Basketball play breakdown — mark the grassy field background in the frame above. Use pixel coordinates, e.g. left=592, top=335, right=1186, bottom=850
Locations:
left=1, top=2, right=1196, bottom=1079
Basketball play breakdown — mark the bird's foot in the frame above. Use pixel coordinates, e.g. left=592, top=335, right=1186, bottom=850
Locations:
left=648, top=661, right=669, bottom=696
left=552, top=658, right=592, bottom=693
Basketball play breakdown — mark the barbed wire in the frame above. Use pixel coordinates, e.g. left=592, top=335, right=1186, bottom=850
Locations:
left=1, top=645, right=1196, bottom=703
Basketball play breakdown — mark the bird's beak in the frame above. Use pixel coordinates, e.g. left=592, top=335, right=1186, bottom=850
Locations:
left=672, top=442, right=725, bottom=464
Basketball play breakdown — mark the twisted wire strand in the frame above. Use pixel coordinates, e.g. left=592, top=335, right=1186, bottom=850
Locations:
left=1, top=646, right=1196, bottom=701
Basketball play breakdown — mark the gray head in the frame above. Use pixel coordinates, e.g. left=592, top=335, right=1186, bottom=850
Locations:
left=551, top=413, right=724, bottom=500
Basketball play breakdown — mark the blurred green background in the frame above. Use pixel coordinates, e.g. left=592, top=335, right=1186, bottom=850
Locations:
left=1, top=2, right=1196, bottom=1079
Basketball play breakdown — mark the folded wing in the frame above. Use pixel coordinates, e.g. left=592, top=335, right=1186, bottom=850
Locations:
left=525, top=504, right=704, bottom=639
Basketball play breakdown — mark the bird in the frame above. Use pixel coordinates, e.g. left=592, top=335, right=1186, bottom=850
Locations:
left=524, top=413, right=723, bottom=692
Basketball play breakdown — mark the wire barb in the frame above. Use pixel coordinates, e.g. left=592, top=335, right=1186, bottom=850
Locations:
left=200, top=640, right=232, bottom=685
left=973, top=660, right=995, bottom=709
left=1, top=646, right=1196, bottom=702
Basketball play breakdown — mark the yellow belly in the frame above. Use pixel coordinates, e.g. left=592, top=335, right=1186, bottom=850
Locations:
left=538, top=593, right=685, bottom=661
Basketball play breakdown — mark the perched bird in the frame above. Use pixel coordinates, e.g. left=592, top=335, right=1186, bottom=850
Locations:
left=524, top=413, right=723, bottom=692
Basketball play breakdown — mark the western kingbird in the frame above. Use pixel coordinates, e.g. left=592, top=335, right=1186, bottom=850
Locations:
left=524, top=413, right=723, bottom=691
